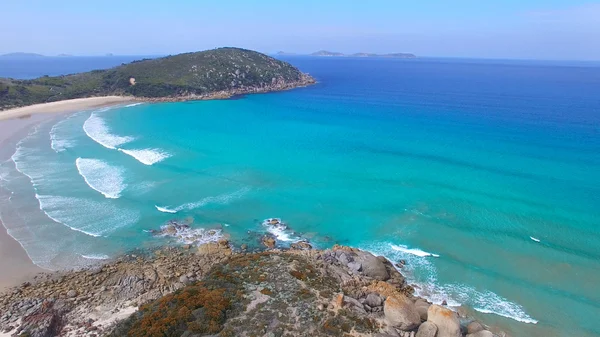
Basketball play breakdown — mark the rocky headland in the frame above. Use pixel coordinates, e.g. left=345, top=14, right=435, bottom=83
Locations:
left=0, top=224, right=504, bottom=337
left=0, top=48, right=316, bottom=111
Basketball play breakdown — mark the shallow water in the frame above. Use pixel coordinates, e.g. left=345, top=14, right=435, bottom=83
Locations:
left=1, top=57, right=599, bottom=336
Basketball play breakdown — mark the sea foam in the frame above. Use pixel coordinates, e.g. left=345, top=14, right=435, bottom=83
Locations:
left=83, top=110, right=172, bottom=165
left=262, top=218, right=299, bottom=242
left=391, top=244, right=440, bottom=257
left=363, top=242, right=537, bottom=325
left=50, top=112, right=83, bottom=153
left=80, top=253, right=110, bottom=260
left=124, top=103, right=144, bottom=108
left=35, top=194, right=139, bottom=237
left=155, top=205, right=177, bottom=213
left=83, top=111, right=134, bottom=150
left=118, top=148, right=171, bottom=166
left=75, top=158, right=126, bottom=199
left=155, top=187, right=250, bottom=213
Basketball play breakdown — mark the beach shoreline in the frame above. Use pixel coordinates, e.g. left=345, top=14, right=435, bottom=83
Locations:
left=0, top=98, right=134, bottom=291
left=0, top=115, right=59, bottom=291
left=0, top=96, right=135, bottom=121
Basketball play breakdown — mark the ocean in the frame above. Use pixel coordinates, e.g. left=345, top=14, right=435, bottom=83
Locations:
left=1, top=56, right=599, bottom=336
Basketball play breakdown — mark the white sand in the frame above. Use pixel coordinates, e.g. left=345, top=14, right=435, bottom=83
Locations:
left=0, top=96, right=135, bottom=121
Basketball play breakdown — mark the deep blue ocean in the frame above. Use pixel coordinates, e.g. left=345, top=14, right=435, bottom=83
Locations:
left=1, top=56, right=599, bottom=337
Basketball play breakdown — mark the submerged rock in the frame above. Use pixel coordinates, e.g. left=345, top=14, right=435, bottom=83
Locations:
left=261, top=235, right=276, bottom=249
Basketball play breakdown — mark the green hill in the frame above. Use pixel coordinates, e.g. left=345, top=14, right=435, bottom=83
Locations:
left=0, top=47, right=315, bottom=110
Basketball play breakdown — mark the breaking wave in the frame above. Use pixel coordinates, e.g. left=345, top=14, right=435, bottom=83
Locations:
left=75, top=158, right=126, bottom=199
left=35, top=194, right=139, bottom=237
left=155, top=205, right=177, bottom=213
left=155, top=187, right=250, bottom=213
left=118, top=148, right=171, bottom=165
left=262, top=218, right=299, bottom=242
left=80, top=254, right=110, bottom=260
left=83, top=111, right=134, bottom=150
left=391, top=244, right=440, bottom=257
left=363, top=241, right=537, bottom=325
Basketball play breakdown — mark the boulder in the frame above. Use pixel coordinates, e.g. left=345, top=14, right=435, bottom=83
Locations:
left=415, top=303, right=429, bottom=321
left=427, top=305, right=461, bottom=337
left=466, top=331, right=493, bottom=337
left=383, top=294, right=420, bottom=330
left=355, top=252, right=390, bottom=281
left=416, top=321, right=437, bottom=337
left=365, top=293, right=383, bottom=307
left=66, top=290, right=77, bottom=298
left=467, top=321, right=485, bottom=334
left=348, top=261, right=362, bottom=272
left=336, top=252, right=352, bottom=265
left=261, top=235, right=276, bottom=249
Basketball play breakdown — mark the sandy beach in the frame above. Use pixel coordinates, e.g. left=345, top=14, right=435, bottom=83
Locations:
left=0, top=96, right=134, bottom=121
left=0, top=97, right=135, bottom=290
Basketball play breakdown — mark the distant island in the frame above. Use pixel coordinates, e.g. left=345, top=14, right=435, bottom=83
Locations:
left=0, top=47, right=315, bottom=110
left=0, top=52, right=46, bottom=59
left=310, top=50, right=346, bottom=57
left=310, top=50, right=416, bottom=58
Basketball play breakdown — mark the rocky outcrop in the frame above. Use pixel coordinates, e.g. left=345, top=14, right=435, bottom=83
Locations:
left=261, top=234, right=276, bottom=249
left=0, top=243, right=503, bottom=337
left=196, top=238, right=232, bottom=255
left=427, top=305, right=461, bottom=337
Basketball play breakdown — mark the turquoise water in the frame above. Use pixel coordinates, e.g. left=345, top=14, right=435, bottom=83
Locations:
left=1, top=57, right=599, bottom=336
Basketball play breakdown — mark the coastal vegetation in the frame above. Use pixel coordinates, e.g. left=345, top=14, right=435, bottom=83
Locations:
left=0, top=47, right=315, bottom=110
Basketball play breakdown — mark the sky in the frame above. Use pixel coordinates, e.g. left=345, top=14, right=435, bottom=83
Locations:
left=1, top=0, right=599, bottom=60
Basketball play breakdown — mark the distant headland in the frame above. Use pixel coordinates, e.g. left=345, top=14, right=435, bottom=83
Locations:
left=0, top=47, right=315, bottom=111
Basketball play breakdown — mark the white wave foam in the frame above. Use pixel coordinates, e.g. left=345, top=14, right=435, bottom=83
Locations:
left=124, top=103, right=144, bottom=108
left=530, top=236, right=541, bottom=243
left=157, top=224, right=223, bottom=246
left=119, top=148, right=171, bottom=165
left=174, top=187, right=250, bottom=212
left=49, top=112, right=83, bottom=153
left=262, top=218, right=299, bottom=242
left=76, top=158, right=126, bottom=199
left=361, top=242, right=537, bottom=325
left=83, top=112, right=134, bottom=150
left=155, top=205, right=177, bottom=213
left=35, top=194, right=139, bottom=237
left=391, top=244, right=440, bottom=257
left=80, top=254, right=110, bottom=260
left=474, top=307, right=538, bottom=324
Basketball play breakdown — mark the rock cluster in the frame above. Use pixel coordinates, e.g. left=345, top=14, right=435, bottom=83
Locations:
left=1, top=242, right=500, bottom=337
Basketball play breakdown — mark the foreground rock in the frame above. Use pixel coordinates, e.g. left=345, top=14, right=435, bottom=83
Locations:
left=0, top=244, right=500, bottom=337
left=427, top=305, right=462, bottom=337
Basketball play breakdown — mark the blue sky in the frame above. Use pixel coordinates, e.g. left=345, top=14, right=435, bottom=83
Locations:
left=1, top=0, right=599, bottom=60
